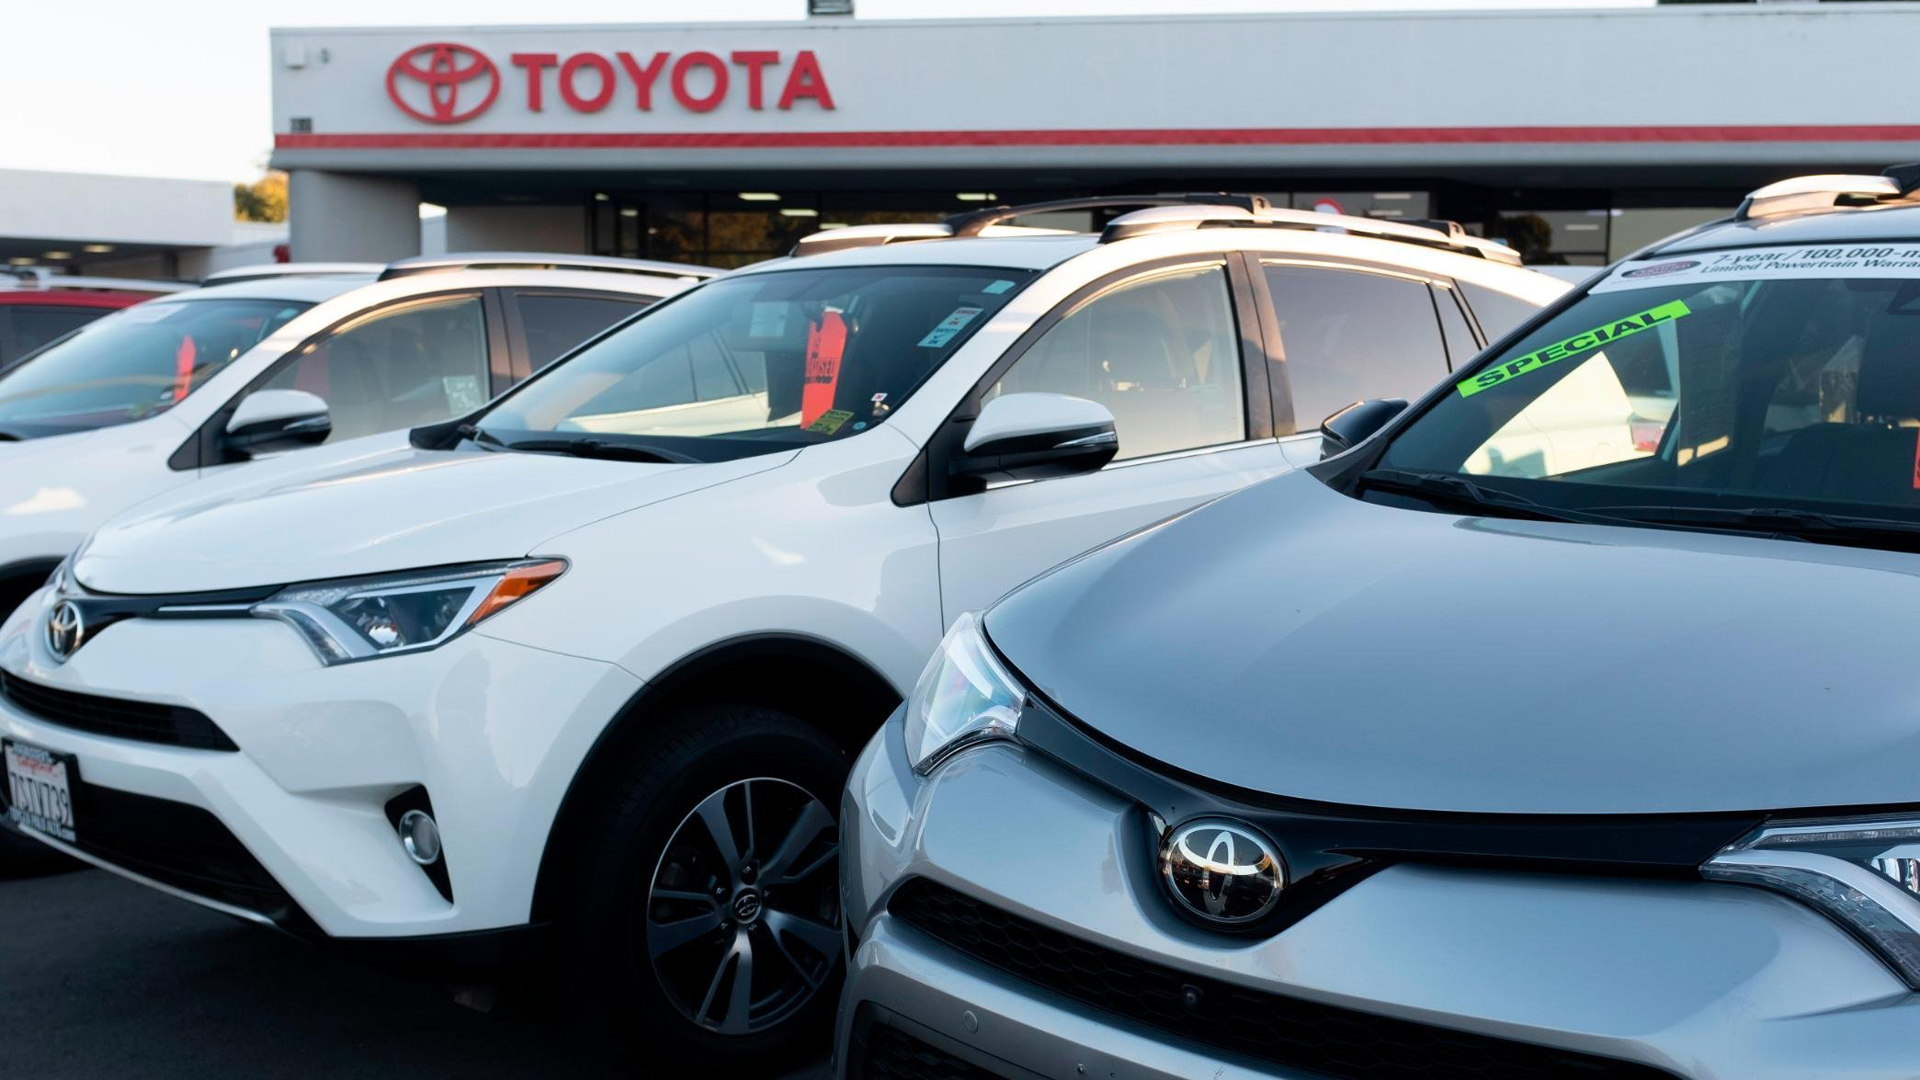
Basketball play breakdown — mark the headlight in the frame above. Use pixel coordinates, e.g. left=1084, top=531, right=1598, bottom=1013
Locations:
left=1704, top=814, right=1920, bottom=987
left=252, top=559, right=566, bottom=666
left=903, top=611, right=1026, bottom=775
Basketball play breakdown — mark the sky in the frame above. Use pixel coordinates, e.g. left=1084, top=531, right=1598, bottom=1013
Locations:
left=0, top=0, right=1651, bottom=185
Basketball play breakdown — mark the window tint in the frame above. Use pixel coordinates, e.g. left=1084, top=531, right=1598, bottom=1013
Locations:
left=510, top=292, right=651, bottom=370
left=1460, top=281, right=1544, bottom=342
left=261, top=293, right=489, bottom=443
left=1432, top=285, right=1480, bottom=370
left=0, top=298, right=309, bottom=439
left=8, top=306, right=105, bottom=359
left=988, top=264, right=1244, bottom=461
left=1380, top=275, right=1920, bottom=516
left=1263, top=265, right=1449, bottom=428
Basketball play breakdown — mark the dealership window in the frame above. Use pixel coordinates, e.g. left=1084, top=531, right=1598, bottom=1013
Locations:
left=1263, top=264, right=1449, bottom=429
left=987, top=264, right=1245, bottom=461
left=260, top=293, right=490, bottom=443
left=1289, top=191, right=1432, bottom=221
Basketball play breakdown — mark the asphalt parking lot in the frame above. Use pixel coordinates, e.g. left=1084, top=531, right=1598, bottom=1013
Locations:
left=1, top=863, right=829, bottom=1080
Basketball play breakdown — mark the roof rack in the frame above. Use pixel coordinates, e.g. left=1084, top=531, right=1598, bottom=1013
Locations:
left=201, top=262, right=383, bottom=286
left=377, top=252, right=720, bottom=282
left=945, top=194, right=1272, bottom=237
left=789, top=222, right=1073, bottom=258
left=786, top=192, right=1519, bottom=265
left=1097, top=203, right=1522, bottom=265
left=3, top=268, right=192, bottom=294
left=1735, top=163, right=1920, bottom=221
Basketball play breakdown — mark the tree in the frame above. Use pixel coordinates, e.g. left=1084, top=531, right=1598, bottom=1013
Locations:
left=234, top=173, right=288, bottom=223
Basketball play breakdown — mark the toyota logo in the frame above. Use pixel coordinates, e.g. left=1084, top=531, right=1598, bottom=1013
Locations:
left=1159, top=819, right=1286, bottom=925
left=730, top=890, right=764, bottom=924
left=386, top=43, right=500, bottom=125
left=44, top=601, right=84, bottom=663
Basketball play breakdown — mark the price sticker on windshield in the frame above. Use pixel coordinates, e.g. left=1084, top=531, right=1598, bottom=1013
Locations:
left=1455, top=300, right=1691, bottom=398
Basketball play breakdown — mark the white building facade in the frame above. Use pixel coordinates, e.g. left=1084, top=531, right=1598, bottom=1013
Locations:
left=270, top=3, right=1920, bottom=268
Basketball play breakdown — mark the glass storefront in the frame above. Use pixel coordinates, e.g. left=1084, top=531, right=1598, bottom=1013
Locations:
left=584, top=187, right=1727, bottom=269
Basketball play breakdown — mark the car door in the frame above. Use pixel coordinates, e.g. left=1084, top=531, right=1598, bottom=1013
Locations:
left=1252, top=261, right=1464, bottom=468
left=927, top=255, right=1289, bottom=621
left=251, top=290, right=496, bottom=445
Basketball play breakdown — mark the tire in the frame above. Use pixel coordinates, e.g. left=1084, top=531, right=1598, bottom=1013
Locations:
left=557, top=702, right=849, bottom=1076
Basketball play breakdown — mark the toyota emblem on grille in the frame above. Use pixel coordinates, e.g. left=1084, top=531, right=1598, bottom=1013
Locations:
left=1159, top=819, right=1286, bottom=925
left=44, top=600, right=84, bottom=663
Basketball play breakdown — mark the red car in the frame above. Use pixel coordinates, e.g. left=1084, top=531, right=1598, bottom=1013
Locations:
left=0, top=270, right=189, bottom=368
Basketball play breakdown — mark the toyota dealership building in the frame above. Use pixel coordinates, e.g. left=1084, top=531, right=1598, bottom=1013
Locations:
left=270, top=2, right=1920, bottom=269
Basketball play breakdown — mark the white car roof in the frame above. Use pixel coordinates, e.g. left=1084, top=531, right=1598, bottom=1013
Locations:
left=733, top=234, right=1102, bottom=276
left=148, top=277, right=373, bottom=305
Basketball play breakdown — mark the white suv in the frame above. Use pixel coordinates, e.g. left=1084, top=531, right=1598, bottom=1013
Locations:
left=0, top=197, right=1562, bottom=1072
left=0, top=254, right=714, bottom=616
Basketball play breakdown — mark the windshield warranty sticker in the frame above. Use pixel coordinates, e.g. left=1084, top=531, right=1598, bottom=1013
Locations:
left=1456, top=300, right=1692, bottom=398
left=1590, top=243, right=1920, bottom=293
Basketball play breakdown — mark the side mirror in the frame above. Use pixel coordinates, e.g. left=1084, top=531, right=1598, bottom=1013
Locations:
left=224, top=389, right=332, bottom=454
left=953, top=392, right=1119, bottom=482
left=1318, top=398, right=1408, bottom=460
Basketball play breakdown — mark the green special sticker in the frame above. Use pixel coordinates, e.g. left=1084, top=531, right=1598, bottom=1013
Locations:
left=1456, top=299, right=1692, bottom=398
left=804, top=408, right=855, bottom=435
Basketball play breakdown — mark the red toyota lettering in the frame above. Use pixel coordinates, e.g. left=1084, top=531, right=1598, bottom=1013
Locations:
left=670, top=51, right=729, bottom=112
left=730, top=50, right=780, bottom=110
left=558, top=52, right=616, bottom=112
left=510, top=52, right=559, bottom=111
left=778, top=50, right=834, bottom=110
left=616, top=51, right=669, bottom=110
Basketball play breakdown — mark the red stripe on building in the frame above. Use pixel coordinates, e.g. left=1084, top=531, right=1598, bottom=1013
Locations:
left=275, top=125, right=1920, bottom=151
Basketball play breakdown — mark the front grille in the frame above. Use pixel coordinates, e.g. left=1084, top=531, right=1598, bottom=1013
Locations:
left=890, top=879, right=1679, bottom=1080
left=3, top=778, right=311, bottom=930
left=1, top=670, right=237, bottom=751
left=850, top=1022, right=1011, bottom=1080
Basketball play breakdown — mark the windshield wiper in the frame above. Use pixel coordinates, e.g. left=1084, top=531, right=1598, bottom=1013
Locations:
left=1358, top=469, right=1643, bottom=528
left=502, top=437, right=699, bottom=465
left=1587, top=504, right=1920, bottom=546
left=454, top=423, right=508, bottom=450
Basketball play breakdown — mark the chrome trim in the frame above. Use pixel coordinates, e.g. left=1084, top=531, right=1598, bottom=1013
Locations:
left=981, top=438, right=1278, bottom=490
left=1054, top=431, right=1119, bottom=450
left=1255, top=256, right=1437, bottom=285
left=4, top=824, right=278, bottom=929
left=1102, top=437, right=1278, bottom=471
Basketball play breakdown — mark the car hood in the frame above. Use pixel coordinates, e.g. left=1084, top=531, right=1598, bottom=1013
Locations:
left=75, top=437, right=796, bottom=593
left=987, top=468, right=1920, bottom=815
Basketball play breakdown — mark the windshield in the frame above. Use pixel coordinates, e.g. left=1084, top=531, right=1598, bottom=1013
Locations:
left=476, top=264, right=1036, bottom=461
left=0, top=297, right=311, bottom=439
left=1374, top=243, right=1920, bottom=537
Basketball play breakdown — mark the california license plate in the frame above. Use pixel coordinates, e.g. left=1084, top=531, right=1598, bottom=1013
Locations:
left=3, top=739, right=76, bottom=843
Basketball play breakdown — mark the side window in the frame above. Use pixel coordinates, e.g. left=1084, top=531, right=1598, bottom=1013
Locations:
left=1263, top=264, right=1448, bottom=429
left=1459, top=281, right=1545, bottom=342
left=510, top=291, right=651, bottom=370
left=10, top=305, right=104, bottom=358
left=987, top=264, right=1245, bottom=462
left=1432, top=284, right=1480, bottom=370
left=259, top=293, right=489, bottom=443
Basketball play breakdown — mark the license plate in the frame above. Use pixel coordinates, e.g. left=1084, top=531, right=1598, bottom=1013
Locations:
left=3, top=739, right=76, bottom=843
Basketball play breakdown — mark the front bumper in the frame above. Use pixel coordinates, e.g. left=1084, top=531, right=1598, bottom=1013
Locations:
left=0, top=588, right=641, bottom=942
left=838, top=709, right=1920, bottom=1080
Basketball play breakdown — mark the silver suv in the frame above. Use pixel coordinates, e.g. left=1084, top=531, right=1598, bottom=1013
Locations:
left=840, top=167, right=1920, bottom=1080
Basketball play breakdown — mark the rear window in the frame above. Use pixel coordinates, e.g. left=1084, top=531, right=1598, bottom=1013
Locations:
left=0, top=298, right=310, bottom=439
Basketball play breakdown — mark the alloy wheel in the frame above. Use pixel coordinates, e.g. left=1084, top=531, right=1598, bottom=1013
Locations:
left=645, top=777, right=841, bottom=1035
